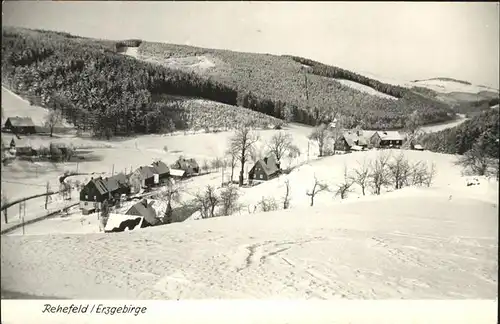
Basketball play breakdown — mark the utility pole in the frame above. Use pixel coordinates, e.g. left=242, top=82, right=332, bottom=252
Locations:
left=22, top=201, right=26, bottom=235
left=307, top=141, right=310, bottom=162
left=45, top=181, right=49, bottom=210
left=221, top=166, right=224, bottom=187
left=112, top=164, right=115, bottom=176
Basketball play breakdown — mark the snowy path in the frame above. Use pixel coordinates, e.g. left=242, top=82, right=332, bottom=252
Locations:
left=1, top=192, right=497, bottom=299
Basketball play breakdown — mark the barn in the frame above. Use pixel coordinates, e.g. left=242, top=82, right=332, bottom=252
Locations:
left=4, top=117, right=36, bottom=134
left=248, top=155, right=281, bottom=184
left=370, top=131, right=406, bottom=148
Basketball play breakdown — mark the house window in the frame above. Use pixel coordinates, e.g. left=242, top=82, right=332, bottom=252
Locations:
left=85, top=195, right=88, bottom=200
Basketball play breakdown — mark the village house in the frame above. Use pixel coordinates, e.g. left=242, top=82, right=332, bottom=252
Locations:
left=4, top=117, right=36, bottom=134
left=150, top=160, right=170, bottom=183
left=248, top=155, right=281, bottom=185
left=370, top=131, right=406, bottom=148
left=79, top=173, right=130, bottom=214
left=334, top=130, right=369, bottom=152
left=170, top=157, right=200, bottom=177
left=129, top=166, right=157, bottom=192
left=126, top=199, right=161, bottom=227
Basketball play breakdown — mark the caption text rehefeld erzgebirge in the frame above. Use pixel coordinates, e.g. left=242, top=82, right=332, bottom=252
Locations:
left=42, top=304, right=147, bottom=316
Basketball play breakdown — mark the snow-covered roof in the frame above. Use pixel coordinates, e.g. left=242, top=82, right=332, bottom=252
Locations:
left=170, top=169, right=186, bottom=177
left=104, top=213, right=144, bottom=232
left=375, top=131, right=405, bottom=141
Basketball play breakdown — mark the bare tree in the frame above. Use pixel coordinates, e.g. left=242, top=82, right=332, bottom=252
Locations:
left=283, top=179, right=291, bottom=209
left=306, top=176, right=329, bottom=207
left=266, top=132, right=294, bottom=168
left=100, top=200, right=110, bottom=231
left=220, top=184, right=241, bottom=216
left=230, top=126, right=260, bottom=186
left=287, top=144, right=301, bottom=169
left=350, top=158, right=371, bottom=196
left=424, top=162, right=437, bottom=187
left=194, top=185, right=219, bottom=219
left=282, top=105, right=294, bottom=124
left=211, top=157, right=223, bottom=172
left=258, top=196, right=279, bottom=212
left=335, top=166, right=354, bottom=199
left=158, top=178, right=182, bottom=224
left=44, top=110, right=63, bottom=137
left=388, top=152, right=411, bottom=190
left=225, top=147, right=239, bottom=184
left=409, top=161, right=427, bottom=186
left=369, top=152, right=391, bottom=195
left=202, top=159, right=211, bottom=174
left=308, top=124, right=330, bottom=157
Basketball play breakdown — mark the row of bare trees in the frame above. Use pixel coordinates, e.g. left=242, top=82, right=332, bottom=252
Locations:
left=193, top=185, right=242, bottom=219
left=304, top=152, right=437, bottom=207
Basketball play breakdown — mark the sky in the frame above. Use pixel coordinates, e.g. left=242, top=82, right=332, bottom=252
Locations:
left=2, top=1, right=499, bottom=89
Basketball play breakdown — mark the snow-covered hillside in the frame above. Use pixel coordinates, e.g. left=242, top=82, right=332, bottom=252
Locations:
left=353, top=71, right=499, bottom=96
left=335, top=79, right=398, bottom=100
left=1, top=185, right=497, bottom=299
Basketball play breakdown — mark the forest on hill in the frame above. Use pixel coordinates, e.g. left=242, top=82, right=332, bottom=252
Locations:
left=139, top=41, right=456, bottom=129
left=2, top=27, right=458, bottom=138
left=419, top=109, right=499, bottom=158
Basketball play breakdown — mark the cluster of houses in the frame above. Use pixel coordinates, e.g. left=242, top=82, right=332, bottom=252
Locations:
left=334, top=129, right=424, bottom=152
left=78, top=157, right=201, bottom=215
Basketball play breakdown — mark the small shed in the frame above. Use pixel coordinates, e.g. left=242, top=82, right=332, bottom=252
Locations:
left=248, top=155, right=281, bottom=184
left=4, top=117, right=36, bottom=134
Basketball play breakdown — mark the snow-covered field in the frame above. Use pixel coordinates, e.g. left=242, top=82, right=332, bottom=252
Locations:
left=335, top=79, right=398, bottom=100
left=1, top=182, right=497, bottom=299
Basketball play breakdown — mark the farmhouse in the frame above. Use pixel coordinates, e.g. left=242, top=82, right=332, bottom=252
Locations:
left=248, top=155, right=281, bottom=184
left=126, top=199, right=160, bottom=227
left=129, top=166, right=157, bottom=191
left=4, top=117, right=36, bottom=134
left=370, top=131, right=406, bottom=148
left=171, top=157, right=200, bottom=176
left=334, top=130, right=369, bottom=152
left=79, top=173, right=131, bottom=214
left=150, top=160, right=170, bottom=182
